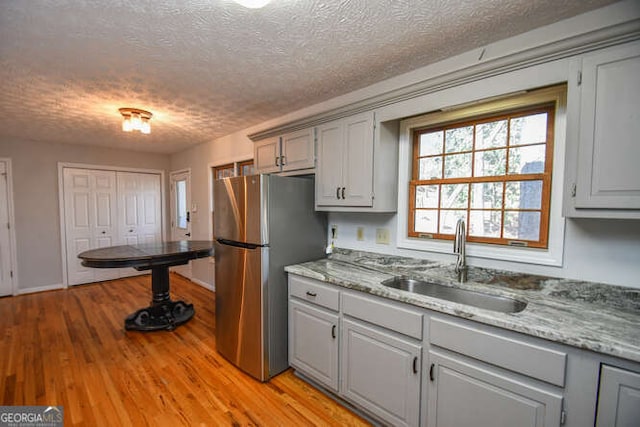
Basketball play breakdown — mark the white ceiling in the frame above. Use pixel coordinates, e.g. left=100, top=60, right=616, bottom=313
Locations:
left=0, top=0, right=618, bottom=154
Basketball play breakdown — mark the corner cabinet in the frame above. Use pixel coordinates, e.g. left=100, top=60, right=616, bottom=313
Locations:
left=315, top=112, right=398, bottom=211
left=254, top=128, right=315, bottom=175
left=565, top=41, right=640, bottom=218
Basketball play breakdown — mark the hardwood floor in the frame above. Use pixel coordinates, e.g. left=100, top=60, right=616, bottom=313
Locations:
left=0, top=274, right=370, bottom=426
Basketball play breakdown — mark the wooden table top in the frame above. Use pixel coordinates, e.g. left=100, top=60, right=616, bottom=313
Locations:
left=78, top=240, right=215, bottom=269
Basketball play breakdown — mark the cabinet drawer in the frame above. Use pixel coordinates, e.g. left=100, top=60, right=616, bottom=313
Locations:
left=430, top=316, right=566, bottom=387
left=289, top=275, right=340, bottom=312
left=343, top=292, right=422, bottom=340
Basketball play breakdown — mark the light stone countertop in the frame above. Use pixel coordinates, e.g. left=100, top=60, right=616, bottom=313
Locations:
left=285, top=248, right=640, bottom=363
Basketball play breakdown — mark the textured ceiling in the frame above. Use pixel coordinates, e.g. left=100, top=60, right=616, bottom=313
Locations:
left=0, top=0, right=618, bottom=154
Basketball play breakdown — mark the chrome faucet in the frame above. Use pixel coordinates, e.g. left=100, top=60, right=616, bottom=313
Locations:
left=454, top=219, right=468, bottom=283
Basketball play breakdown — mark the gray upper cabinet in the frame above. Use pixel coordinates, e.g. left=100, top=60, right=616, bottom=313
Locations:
left=254, top=128, right=315, bottom=174
left=566, top=41, right=640, bottom=218
left=596, top=365, right=640, bottom=427
left=316, top=112, right=374, bottom=208
left=315, top=112, right=398, bottom=212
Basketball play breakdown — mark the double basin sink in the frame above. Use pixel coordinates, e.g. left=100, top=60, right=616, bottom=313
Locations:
left=381, top=277, right=527, bottom=314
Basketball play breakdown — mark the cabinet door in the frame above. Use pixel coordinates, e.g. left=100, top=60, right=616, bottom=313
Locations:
left=289, top=299, right=339, bottom=392
left=596, top=365, right=640, bottom=427
left=316, top=121, right=345, bottom=206
left=575, top=41, right=640, bottom=209
left=281, top=128, right=315, bottom=172
left=342, top=112, right=374, bottom=207
left=427, top=350, right=563, bottom=427
left=254, top=137, right=281, bottom=174
left=341, top=319, right=421, bottom=427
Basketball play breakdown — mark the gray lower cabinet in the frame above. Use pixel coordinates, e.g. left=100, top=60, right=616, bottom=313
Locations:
left=341, top=318, right=421, bottom=427
left=596, top=365, right=640, bottom=427
left=427, top=350, right=564, bottom=427
left=288, top=299, right=339, bottom=392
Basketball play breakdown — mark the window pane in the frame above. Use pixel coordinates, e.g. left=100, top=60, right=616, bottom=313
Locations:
left=476, top=120, right=507, bottom=149
left=416, top=185, right=439, bottom=208
left=240, top=163, right=254, bottom=176
left=469, top=210, right=501, bottom=238
left=419, top=157, right=442, bottom=179
left=420, top=131, right=443, bottom=156
left=439, top=210, right=466, bottom=235
left=471, top=182, right=503, bottom=209
left=505, top=180, right=543, bottom=209
left=504, top=211, right=541, bottom=241
left=444, top=153, right=472, bottom=178
left=415, top=210, right=438, bottom=233
left=474, top=149, right=506, bottom=177
left=445, top=126, right=473, bottom=153
left=176, top=180, right=187, bottom=229
left=441, top=184, right=468, bottom=209
left=510, top=113, right=548, bottom=146
left=508, top=145, right=546, bottom=174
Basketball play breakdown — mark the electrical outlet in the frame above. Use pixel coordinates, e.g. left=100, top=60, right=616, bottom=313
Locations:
left=376, top=228, right=390, bottom=245
left=356, top=227, right=365, bottom=241
left=331, top=225, right=338, bottom=239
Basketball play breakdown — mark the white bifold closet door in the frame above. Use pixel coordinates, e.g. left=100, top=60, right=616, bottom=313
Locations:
left=64, top=168, right=119, bottom=285
left=117, top=172, right=162, bottom=277
left=63, top=168, right=162, bottom=286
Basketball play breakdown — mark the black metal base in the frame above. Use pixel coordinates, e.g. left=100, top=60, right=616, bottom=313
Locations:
left=125, top=300, right=194, bottom=331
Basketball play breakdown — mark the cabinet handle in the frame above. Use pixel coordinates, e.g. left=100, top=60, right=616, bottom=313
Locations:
left=341, top=187, right=345, bottom=200
left=331, top=324, right=336, bottom=339
left=305, top=291, right=317, bottom=297
left=429, top=363, right=435, bottom=381
left=336, top=187, right=341, bottom=199
left=101, top=231, right=106, bottom=234
left=281, top=155, right=286, bottom=166
left=413, top=356, right=418, bottom=374
left=275, top=156, right=280, bottom=167
left=129, top=229, right=134, bottom=233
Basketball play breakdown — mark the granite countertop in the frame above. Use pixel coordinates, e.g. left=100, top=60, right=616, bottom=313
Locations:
left=285, top=248, right=640, bottom=363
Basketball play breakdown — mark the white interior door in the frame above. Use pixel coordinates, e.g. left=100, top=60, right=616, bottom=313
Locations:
left=63, top=168, right=119, bottom=285
left=0, top=160, right=15, bottom=296
left=118, top=172, right=162, bottom=277
left=170, top=170, right=192, bottom=278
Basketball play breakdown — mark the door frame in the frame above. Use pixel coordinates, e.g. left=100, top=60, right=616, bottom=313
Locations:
left=57, top=162, right=166, bottom=288
left=0, top=158, right=18, bottom=295
left=170, top=168, right=192, bottom=279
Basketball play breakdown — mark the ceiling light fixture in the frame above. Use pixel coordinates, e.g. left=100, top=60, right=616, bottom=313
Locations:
left=233, top=0, right=271, bottom=8
left=119, top=108, right=152, bottom=134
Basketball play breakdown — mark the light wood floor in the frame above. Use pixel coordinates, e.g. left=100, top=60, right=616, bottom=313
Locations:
left=0, top=274, right=370, bottom=426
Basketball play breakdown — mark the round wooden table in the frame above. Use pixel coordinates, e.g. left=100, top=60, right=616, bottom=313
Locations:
left=78, top=241, right=214, bottom=331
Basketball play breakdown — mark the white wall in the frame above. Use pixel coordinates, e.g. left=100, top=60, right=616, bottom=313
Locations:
left=0, top=138, right=171, bottom=293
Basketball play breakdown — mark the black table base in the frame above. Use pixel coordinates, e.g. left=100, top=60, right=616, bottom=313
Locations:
left=124, top=264, right=194, bottom=332
left=125, top=300, right=194, bottom=331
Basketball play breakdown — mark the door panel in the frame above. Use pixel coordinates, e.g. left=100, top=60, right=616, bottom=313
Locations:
left=0, top=160, right=13, bottom=296
left=214, top=241, right=265, bottom=380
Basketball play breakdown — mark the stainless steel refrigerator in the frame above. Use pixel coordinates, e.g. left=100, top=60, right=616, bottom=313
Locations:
left=213, top=174, right=326, bottom=381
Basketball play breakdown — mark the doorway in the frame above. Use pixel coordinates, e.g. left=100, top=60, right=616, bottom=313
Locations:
left=0, top=159, right=16, bottom=296
left=170, top=169, right=192, bottom=279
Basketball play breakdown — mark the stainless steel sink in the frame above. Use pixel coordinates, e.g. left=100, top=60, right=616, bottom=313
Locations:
left=381, top=277, right=527, bottom=313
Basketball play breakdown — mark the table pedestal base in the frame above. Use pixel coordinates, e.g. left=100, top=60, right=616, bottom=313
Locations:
left=125, top=264, right=194, bottom=331
left=125, top=300, right=194, bottom=331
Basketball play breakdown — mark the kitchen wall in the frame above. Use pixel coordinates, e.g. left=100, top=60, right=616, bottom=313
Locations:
left=176, top=0, right=640, bottom=290
left=0, top=138, right=170, bottom=293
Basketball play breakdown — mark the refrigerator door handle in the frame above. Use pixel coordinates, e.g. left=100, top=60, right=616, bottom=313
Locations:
left=216, top=238, right=263, bottom=250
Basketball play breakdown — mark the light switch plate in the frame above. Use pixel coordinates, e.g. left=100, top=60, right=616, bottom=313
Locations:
left=376, top=228, right=390, bottom=245
left=357, top=227, right=365, bottom=241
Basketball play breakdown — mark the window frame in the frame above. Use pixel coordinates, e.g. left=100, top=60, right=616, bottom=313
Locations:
left=408, top=103, right=555, bottom=248
left=396, top=84, right=567, bottom=266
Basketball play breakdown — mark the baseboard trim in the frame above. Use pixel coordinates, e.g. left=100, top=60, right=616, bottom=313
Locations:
left=17, top=283, right=64, bottom=295
left=190, top=277, right=215, bottom=292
